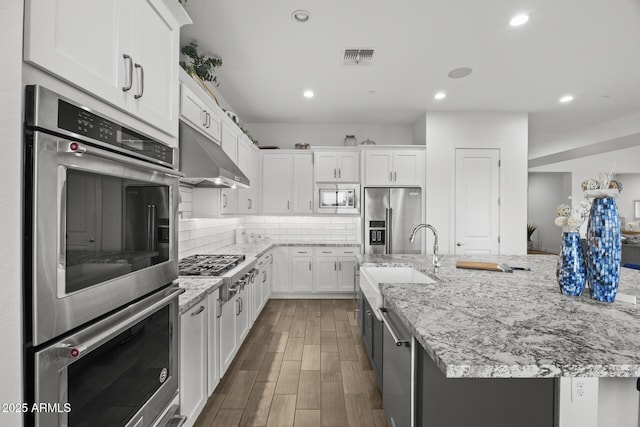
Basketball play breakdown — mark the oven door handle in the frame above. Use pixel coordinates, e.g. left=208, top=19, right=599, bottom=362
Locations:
left=55, top=287, right=184, bottom=360
left=57, top=141, right=182, bottom=178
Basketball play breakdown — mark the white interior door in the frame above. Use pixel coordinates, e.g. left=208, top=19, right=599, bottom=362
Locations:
left=455, top=149, right=500, bottom=255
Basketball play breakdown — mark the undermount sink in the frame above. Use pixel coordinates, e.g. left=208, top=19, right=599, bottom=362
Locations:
left=360, top=266, right=435, bottom=312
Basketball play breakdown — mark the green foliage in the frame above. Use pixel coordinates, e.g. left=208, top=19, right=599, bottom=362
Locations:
left=527, top=223, right=537, bottom=240
left=180, top=41, right=223, bottom=86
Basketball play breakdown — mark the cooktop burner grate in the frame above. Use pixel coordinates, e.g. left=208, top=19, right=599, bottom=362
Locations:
left=178, top=254, right=246, bottom=276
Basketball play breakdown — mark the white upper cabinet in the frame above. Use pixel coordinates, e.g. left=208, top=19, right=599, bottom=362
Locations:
left=237, top=136, right=259, bottom=214
left=314, top=151, right=360, bottom=182
left=261, top=152, right=312, bottom=215
left=261, top=154, right=293, bottom=214
left=293, top=154, right=314, bottom=214
left=363, top=149, right=425, bottom=186
left=180, top=82, right=221, bottom=142
left=24, top=0, right=189, bottom=138
left=220, top=122, right=239, bottom=214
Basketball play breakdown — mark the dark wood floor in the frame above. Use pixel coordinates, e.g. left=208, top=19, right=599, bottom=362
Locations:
left=194, top=299, right=388, bottom=427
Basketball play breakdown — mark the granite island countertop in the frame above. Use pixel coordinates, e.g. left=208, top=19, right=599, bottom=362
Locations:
left=358, top=254, right=640, bottom=379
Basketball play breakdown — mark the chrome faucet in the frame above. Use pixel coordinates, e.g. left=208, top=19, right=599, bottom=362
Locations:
left=409, top=224, right=442, bottom=272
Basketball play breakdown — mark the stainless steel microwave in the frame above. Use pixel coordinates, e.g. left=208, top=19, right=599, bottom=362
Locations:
left=316, top=183, right=360, bottom=214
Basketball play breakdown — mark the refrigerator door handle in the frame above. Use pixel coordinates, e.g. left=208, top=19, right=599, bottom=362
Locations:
left=386, top=207, right=393, bottom=254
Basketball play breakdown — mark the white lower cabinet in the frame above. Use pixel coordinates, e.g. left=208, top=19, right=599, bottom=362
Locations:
left=291, top=248, right=313, bottom=292
left=313, top=247, right=358, bottom=293
left=180, top=299, right=208, bottom=427
left=272, top=246, right=291, bottom=293
left=255, top=251, right=273, bottom=316
left=236, top=285, right=250, bottom=343
left=270, top=246, right=359, bottom=296
left=314, top=256, right=339, bottom=292
left=219, top=294, right=237, bottom=377
left=338, top=256, right=358, bottom=292
left=206, top=290, right=220, bottom=396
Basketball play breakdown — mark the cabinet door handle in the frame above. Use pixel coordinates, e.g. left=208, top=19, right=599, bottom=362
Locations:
left=122, top=54, right=133, bottom=92
left=236, top=298, right=240, bottom=316
left=134, top=63, right=144, bottom=99
left=366, top=311, right=372, bottom=330
left=223, top=193, right=227, bottom=208
left=287, top=200, right=290, bottom=210
left=309, top=200, right=312, bottom=211
left=334, top=168, right=337, bottom=178
left=394, top=171, right=397, bottom=181
left=339, top=261, right=342, bottom=271
left=262, top=270, right=267, bottom=283
left=321, top=251, right=331, bottom=254
left=201, top=110, right=208, bottom=127
left=239, top=297, right=243, bottom=313
left=309, top=261, right=312, bottom=271
left=205, top=112, right=211, bottom=128
left=338, top=168, right=341, bottom=178
left=216, top=299, right=222, bottom=318
left=191, top=305, right=205, bottom=316
left=389, top=171, right=393, bottom=182
left=248, top=198, right=252, bottom=209
left=334, top=261, right=337, bottom=271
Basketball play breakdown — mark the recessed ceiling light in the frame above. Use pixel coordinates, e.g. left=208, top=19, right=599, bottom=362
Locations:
left=434, top=92, right=446, bottom=100
left=303, top=90, right=314, bottom=98
left=510, top=13, right=529, bottom=27
left=559, top=95, right=574, bottom=103
left=448, top=67, right=473, bottom=79
left=368, top=90, right=377, bottom=95
left=292, top=9, right=311, bottom=23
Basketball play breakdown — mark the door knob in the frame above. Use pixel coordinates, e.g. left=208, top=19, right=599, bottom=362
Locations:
left=456, top=242, right=464, bottom=246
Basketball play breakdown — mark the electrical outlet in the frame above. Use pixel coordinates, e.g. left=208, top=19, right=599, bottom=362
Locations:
left=571, top=377, right=598, bottom=402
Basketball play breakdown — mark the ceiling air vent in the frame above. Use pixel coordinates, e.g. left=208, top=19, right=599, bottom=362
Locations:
left=343, top=48, right=375, bottom=66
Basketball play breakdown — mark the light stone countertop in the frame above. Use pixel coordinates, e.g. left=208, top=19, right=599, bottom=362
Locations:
left=200, top=240, right=361, bottom=259
left=358, top=254, right=640, bottom=379
left=177, top=241, right=360, bottom=312
left=177, top=277, right=223, bottom=314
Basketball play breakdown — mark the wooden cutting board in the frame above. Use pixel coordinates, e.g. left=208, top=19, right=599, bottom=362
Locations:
left=456, top=261, right=505, bottom=272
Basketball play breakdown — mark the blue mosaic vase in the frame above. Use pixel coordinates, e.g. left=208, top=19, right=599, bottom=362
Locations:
left=586, top=197, right=621, bottom=302
left=556, top=231, right=586, bottom=296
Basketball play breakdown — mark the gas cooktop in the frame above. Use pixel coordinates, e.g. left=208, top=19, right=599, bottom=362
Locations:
left=178, top=254, right=246, bottom=276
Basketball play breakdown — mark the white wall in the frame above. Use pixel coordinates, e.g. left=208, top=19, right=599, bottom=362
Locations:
left=530, top=111, right=640, bottom=160
left=612, top=173, right=640, bottom=228
left=425, top=112, right=529, bottom=255
left=528, top=172, right=571, bottom=253
left=530, top=145, right=640, bottom=236
left=244, top=122, right=415, bottom=148
left=0, top=1, right=24, bottom=426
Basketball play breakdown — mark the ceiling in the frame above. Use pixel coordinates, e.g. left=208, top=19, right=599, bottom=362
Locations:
left=180, top=0, right=640, bottom=149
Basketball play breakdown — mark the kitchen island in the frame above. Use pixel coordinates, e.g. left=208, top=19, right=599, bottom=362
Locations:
left=358, top=254, right=640, bottom=427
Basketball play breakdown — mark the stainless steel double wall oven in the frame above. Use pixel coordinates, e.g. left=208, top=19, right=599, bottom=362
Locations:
left=23, top=85, right=183, bottom=427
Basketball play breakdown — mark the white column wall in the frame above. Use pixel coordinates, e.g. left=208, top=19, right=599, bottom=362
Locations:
left=425, top=112, right=529, bottom=255
left=0, top=1, right=25, bottom=425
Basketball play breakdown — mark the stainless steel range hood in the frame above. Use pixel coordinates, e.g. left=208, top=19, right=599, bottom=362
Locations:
left=179, top=120, right=249, bottom=188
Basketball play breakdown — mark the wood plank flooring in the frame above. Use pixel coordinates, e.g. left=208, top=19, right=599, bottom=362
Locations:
left=194, top=299, right=388, bottom=427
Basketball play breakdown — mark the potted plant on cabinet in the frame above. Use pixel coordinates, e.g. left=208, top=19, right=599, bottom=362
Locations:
left=180, top=41, right=223, bottom=104
left=527, top=223, right=537, bottom=252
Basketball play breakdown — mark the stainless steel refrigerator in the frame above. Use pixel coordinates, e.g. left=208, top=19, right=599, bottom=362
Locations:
left=363, top=187, right=422, bottom=254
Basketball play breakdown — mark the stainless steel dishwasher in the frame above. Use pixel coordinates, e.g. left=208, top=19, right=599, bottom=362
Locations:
left=380, top=306, right=412, bottom=427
